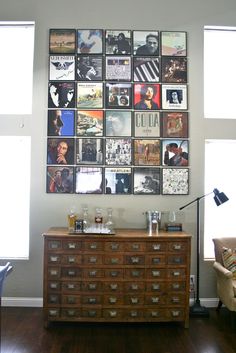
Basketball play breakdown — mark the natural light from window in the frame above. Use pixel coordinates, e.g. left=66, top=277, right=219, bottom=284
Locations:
left=204, top=140, right=236, bottom=259
left=0, top=21, right=34, bottom=114
left=204, top=26, right=236, bottom=119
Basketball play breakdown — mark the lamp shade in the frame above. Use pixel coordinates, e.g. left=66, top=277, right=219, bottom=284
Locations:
left=213, top=188, right=229, bottom=206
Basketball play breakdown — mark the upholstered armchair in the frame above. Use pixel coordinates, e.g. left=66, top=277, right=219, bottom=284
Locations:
left=212, top=238, right=236, bottom=312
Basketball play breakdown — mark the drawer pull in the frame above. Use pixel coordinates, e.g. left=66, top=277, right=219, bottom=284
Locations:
left=152, top=244, right=161, bottom=250
left=152, top=283, right=160, bottom=290
left=173, top=271, right=181, bottom=277
left=49, top=295, right=58, bottom=303
left=67, top=310, right=76, bottom=316
left=173, top=257, right=182, bottom=264
left=90, top=243, right=98, bottom=250
left=111, top=258, right=119, bottom=264
left=110, top=283, right=118, bottom=290
left=131, top=257, right=140, bottom=264
left=151, top=297, right=159, bottom=303
left=152, top=270, right=160, bottom=277
left=50, top=269, right=58, bottom=276
left=49, top=242, right=60, bottom=249
left=152, top=258, right=160, bottom=264
left=172, top=283, right=180, bottom=289
left=131, top=284, right=138, bottom=290
left=88, top=310, right=96, bottom=317
left=111, top=244, right=119, bottom=250
left=67, top=283, right=75, bottom=289
left=88, top=283, right=97, bottom=290
left=50, top=282, right=58, bottom=289
left=50, top=256, right=59, bottom=262
left=68, top=270, right=76, bottom=276
left=68, top=243, right=76, bottom=249
left=89, top=270, right=97, bottom=277
left=172, top=310, right=181, bottom=317
left=173, top=244, right=182, bottom=250
left=132, top=244, right=140, bottom=250
left=49, top=309, right=58, bottom=317
left=109, top=297, right=117, bottom=304
left=68, top=256, right=76, bottom=263
left=67, top=297, right=76, bottom=304
left=130, top=311, right=138, bottom=317
left=88, top=298, right=97, bottom=304
left=89, top=257, right=97, bottom=264
left=131, top=270, right=140, bottom=277
left=110, top=271, right=119, bottom=277
left=109, top=310, right=117, bottom=317
left=151, top=311, right=159, bottom=317
left=131, top=297, right=138, bottom=304
left=172, top=297, right=180, bottom=303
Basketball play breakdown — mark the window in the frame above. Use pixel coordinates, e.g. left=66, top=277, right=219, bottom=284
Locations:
left=0, top=21, right=35, bottom=114
left=204, top=140, right=236, bottom=259
left=0, top=21, right=34, bottom=259
left=204, top=26, right=236, bottom=119
left=0, top=136, right=31, bottom=259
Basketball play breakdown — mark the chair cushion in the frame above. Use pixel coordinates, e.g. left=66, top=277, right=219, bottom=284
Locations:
left=222, top=247, right=236, bottom=277
left=233, top=279, right=236, bottom=296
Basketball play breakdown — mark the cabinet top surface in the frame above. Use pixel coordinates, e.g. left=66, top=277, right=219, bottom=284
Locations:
left=42, top=227, right=191, bottom=239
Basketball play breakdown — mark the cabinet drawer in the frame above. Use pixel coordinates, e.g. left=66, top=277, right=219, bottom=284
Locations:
left=124, top=255, right=145, bottom=265
left=167, top=269, right=186, bottom=279
left=146, top=242, right=167, bottom=252
left=124, top=295, right=144, bottom=305
left=125, top=269, right=145, bottom=279
left=83, top=269, right=104, bottom=278
left=146, top=254, right=166, bottom=265
left=167, top=255, right=186, bottom=265
left=62, top=240, right=82, bottom=250
left=61, top=267, right=82, bottom=278
left=145, top=308, right=166, bottom=319
left=82, top=308, right=102, bottom=318
left=83, top=255, right=103, bottom=265
left=167, top=281, right=186, bottom=291
left=47, top=240, right=61, bottom=250
left=103, top=309, right=123, bottom=319
left=104, top=242, right=124, bottom=252
left=61, top=308, right=81, bottom=318
left=48, top=254, right=61, bottom=264
left=124, top=309, right=144, bottom=319
left=145, top=294, right=166, bottom=305
left=84, top=241, right=103, bottom=251
left=124, top=242, right=146, bottom=252
left=104, top=255, right=123, bottom=265
left=48, top=294, right=60, bottom=304
left=61, top=255, right=82, bottom=265
left=103, top=282, right=123, bottom=292
left=146, top=282, right=165, bottom=292
left=82, top=295, right=102, bottom=305
left=62, top=282, right=81, bottom=292
left=61, top=295, right=81, bottom=305
left=47, top=308, right=60, bottom=318
left=48, top=281, right=61, bottom=291
left=82, top=281, right=102, bottom=291
left=146, top=269, right=166, bottom=279
left=124, top=281, right=145, bottom=292
left=103, top=294, right=123, bottom=305
left=48, top=267, right=61, bottom=279
left=104, top=269, right=123, bottom=279
left=168, top=242, right=187, bottom=252
left=167, top=308, right=185, bottom=320
left=167, top=293, right=186, bottom=305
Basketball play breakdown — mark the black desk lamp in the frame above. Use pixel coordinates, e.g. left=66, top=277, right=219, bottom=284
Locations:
left=179, top=188, right=229, bottom=317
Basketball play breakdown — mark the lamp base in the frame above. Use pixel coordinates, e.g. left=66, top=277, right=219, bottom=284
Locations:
left=190, top=300, right=209, bottom=318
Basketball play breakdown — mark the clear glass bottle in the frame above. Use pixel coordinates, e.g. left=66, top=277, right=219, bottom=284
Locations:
left=105, top=208, right=115, bottom=233
left=95, top=208, right=103, bottom=224
left=82, top=206, right=90, bottom=232
left=67, top=206, right=77, bottom=233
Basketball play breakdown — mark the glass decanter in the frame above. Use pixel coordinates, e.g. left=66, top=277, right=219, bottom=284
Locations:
left=82, top=206, right=90, bottom=232
left=105, top=208, right=115, bottom=233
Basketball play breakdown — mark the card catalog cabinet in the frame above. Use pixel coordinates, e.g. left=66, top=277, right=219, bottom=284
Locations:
left=43, top=228, right=191, bottom=328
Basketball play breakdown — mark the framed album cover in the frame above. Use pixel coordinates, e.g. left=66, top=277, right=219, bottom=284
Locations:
left=76, top=110, right=103, bottom=137
left=105, top=30, right=131, bottom=55
left=48, top=82, right=75, bottom=108
left=162, top=168, right=189, bottom=195
left=47, top=138, right=75, bottom=165
left=134, top=83, right=161, bottom=110
left=133, top=31, right=159, bottom=56
left=48, top=110, right=75, bottom=136
left=77, top=82, right=103, bottom=109
left=49, top=55, right=75, bottom=81
left=162, top=84, right=187, bottom=110
left=105, top=111, right=131, bottom=137
left=133, top=167, right=160, bottom=195
left=162, top=139, right=189, bottom=166
left=76, top=138, right=103, bottom=165
left=161, top=31, right=187, bottom=56
left=104, top=167, right=132, bottom=194
left=46, top=166, right=74, bottom=193
left=162, top=112, right=188, bottom=138
left=134, top=111, right=160, bottom=137
left=134, top=139, right=160, bottom=166
left=75, top=167, right=103, bottom=194
left=76, top=55, right=103, bottom=81
left=161, top=57, right=187, bottom=83
left=49, top=29, right=76, bottom=54
left=105, top=56, right=131, bottom=81
left=133, top=57, right=160, bottom=82
left=105, top=138, right=132, bottom=165
left=105, top=82, right=132, bottom=109
left=77, top=29, right=103, bottom=54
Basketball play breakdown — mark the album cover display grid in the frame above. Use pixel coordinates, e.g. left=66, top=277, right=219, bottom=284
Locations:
left=47, top=29, right=189, bottom=195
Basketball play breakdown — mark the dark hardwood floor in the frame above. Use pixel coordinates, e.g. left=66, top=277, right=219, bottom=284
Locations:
left=1, top=307, right=236, bottom=353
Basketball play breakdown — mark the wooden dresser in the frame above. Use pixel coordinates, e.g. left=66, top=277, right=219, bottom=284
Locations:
left=43, top=228, right=191, bottom=328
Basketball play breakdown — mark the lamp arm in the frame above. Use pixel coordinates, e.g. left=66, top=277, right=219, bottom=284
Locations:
left=179, top=191, right=213, bottom=210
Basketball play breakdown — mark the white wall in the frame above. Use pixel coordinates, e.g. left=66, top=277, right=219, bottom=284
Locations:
left=1, top=0, right=236, bottom=300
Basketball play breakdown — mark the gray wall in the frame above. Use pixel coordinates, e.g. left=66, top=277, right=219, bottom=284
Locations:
left=1, top=0, right=236, bottom=300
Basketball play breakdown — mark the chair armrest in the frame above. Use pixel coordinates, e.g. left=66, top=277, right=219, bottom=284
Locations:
left=213, top=261, right=233, bottom=279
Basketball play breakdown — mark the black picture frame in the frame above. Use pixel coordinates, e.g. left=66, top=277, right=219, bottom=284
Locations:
left=105, top=30, right=132, bottom=55
left=161, top=31, right=187, bottom=56
left=46, top=166, right=74, bottom=193
left=133, top=57, right=160, bottom=82
left=133, top=167, right=160, bottom=195
left=105, top=138, right=132, bottom=165
left=161, top=57, right=187, bottom=83
left=105, top=82, right=132, bottom=109
left=162, top=139, right=189, bottom=167
left=75, top=167, right=103, bottom=194
left=162, top=112, right=188, bottom=138
left=77, top=29, right=103, bottom=54
left=134, top=83, right=161, bottom=110
left=161, top=84, right=188, bottom=110
left=104, top=167, right=132, bottom=194
left=47, top=138, right=75, bottom=165
left=48, top=81, right=76, bottom=109
left=76, top=110, right=104, bottom=137
left=133, top=30, right=159, bottom=56
left=76, top=138, right=103, bottom=165
left=49, top=29, right=76, bottom=54
left=105, top=110, right=132, bottom=137
left=77, top=82, right=103, bottom=109
left=49, top=55, right=75, bottom=81
left=105, top=56, right=131, bottom=81
left=134, top=111, right=160, bottom=137
left=76, top=55, right=103, bottom=81
left=48, top=109, right=75, bottom=137
left=133, top=139, right=161, bottom=166
left=162, top=168, right=189, bottom=195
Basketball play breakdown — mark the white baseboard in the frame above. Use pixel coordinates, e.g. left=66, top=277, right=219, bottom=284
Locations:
left=2, top=297, right=219, bottom=308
